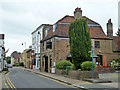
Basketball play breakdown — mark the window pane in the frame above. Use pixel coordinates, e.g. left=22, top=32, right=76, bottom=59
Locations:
left=95, top=41, right=100, bottom=48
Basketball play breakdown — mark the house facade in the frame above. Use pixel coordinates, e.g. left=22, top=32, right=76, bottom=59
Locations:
left=0, top=34, right=5, bottom=72
left=11, top=51, right=22, bottom=65
left=39, top=8, right=120, bottom=73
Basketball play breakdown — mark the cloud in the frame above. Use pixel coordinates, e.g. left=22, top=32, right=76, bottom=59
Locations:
left=1, top=0, right=119, bottom=56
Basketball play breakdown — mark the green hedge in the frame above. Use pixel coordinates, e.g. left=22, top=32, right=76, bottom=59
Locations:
left=56, top=60, right=72, bottom=69
left=81, top=61, right=96, bottom=71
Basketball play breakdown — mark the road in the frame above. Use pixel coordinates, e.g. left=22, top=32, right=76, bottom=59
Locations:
left=8, top=68, right=75, bottom=89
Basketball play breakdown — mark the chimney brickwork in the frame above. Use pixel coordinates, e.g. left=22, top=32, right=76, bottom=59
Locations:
left=107, top=19, right=113, bottom=38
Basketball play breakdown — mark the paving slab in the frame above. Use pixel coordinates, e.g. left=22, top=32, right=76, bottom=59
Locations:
left=82, top=78, right=112, bottom=83
left=0, top=73, right=2, bottom=90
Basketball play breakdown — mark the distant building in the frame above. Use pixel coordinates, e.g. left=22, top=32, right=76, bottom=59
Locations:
left=11, top=51, right=22, bottom=65
left=39, top=8, right=120, bottom=73
left=0, top=34, right=5, bottom=72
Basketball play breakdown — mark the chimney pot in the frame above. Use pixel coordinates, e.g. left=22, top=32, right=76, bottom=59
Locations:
left=108, top=19, right=111, bottom=23
left=74, top=7, right=82, bottom=19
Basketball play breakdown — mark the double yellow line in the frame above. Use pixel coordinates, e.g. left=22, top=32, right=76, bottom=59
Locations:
left=5, top=70, right=17, bottom=90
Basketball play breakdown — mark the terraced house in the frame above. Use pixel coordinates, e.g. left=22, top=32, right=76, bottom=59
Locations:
left=39, top=8, right=120, bottom=73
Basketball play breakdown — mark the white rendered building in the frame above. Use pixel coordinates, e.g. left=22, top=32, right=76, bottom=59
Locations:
left=0, top=34, right=5, bottom=72
left=31, top=24, right=52, bottom=69
left=31, top=25, right=43, bottom=69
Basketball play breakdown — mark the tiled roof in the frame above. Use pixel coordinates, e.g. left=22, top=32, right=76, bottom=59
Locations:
left=41, top=15, right=108, bottom=42
left=113, top=36, right=120, bottom=51
left=90, top=26, right=108, bottom=38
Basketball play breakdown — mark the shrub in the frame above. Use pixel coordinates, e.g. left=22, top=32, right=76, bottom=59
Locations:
left=81, top=61, right=96, bottom=71
left=15, top=63, right=19, bottom=66
left=71, top=64, right=76, bottom=70
left=19, top=61, right=24, bottom=66
left=77, top=69, right=81, bottom=71
left=56, top=60, right=72, bottom=69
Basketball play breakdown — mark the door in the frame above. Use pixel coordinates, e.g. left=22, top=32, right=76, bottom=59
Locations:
left=45, top=56, right=48, bottom=72
left=96, top=55, right=103, bottom=66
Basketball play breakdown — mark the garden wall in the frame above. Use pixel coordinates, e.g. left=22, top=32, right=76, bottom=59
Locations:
left=55, top=69, right=66, bottom=76
left=95, top=67, right=115, bottom=73
left=68, top=70, right=99, bottom=80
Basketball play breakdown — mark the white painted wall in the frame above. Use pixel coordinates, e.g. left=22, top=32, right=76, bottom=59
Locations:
left=32, top=25, right=43, bottom=69
left=0, top=39, right=4, bottom=72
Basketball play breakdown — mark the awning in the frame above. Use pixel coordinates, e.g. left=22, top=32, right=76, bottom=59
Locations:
left=91, top=53, right=98, bottom=58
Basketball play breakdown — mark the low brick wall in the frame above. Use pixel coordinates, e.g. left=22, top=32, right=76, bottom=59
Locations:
left=95, top=67, right=115, bottom=73
left=55, top=69, right=66, bottom=76
left=79, top=71, right=99, bottom=80
left=68, top=70, right=80, bottom=79
left=68, top=70, right=99, bottom=80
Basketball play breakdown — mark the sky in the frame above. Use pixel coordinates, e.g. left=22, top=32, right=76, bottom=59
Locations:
left=0, top=0, right=119, bottom=56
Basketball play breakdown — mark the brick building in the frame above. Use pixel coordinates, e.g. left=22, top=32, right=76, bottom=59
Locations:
left=39, top=8, right=120, bottom=72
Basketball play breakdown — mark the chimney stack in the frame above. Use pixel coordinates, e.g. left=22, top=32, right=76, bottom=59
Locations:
left=74, top=7, right=82, bottom=19
left=107, top=19, right=113, bottom=38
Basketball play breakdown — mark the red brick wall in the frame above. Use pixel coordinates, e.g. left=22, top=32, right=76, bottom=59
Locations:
left=54, top=38, right=70, bottom=63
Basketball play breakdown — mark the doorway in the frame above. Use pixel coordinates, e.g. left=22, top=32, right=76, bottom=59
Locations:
left=96, top=55, right=103, bottom=66
left=45, top=56, right=48, bottom=72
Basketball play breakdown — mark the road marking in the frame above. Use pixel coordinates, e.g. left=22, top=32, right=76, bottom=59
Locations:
left=18, top=68, right=76, bottom=88
left=5, top=70, right=17, bottom=90
left=30, top=71, right=76, bottom=88
left=2, top=72, right=9, bottom=88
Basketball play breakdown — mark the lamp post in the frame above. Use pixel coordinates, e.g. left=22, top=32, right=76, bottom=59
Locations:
left=91, top=46, right=94, bottom=79
left=89, top=46, right=94, bottom=79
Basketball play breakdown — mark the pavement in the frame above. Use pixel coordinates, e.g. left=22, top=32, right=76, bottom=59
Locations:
left=17, top=67, right=119, bottom=90
left=0, top=71, right=9, bottom=90
left=0, top=73, right=2, bottom=90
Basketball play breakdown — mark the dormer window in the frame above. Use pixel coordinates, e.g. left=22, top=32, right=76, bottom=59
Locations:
left=45, top=28, right=49, bottom=37
left=53, top=24, right=57, bottom=32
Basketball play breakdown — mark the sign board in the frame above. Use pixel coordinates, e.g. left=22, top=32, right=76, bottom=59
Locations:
left=91, top=39, right=94, bottom=48
left=51, top=68, right=55, bottom=73
left=54, top=62, right=56, bottom=66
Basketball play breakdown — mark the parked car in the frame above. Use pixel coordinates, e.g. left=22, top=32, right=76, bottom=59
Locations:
left=7, top=64, right=12, bottom=68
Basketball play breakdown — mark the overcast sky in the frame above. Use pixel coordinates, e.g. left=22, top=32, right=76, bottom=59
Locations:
left=0, top=0, right=119, bottom=56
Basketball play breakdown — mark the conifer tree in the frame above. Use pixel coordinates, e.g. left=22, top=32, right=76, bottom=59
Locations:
left=69, top=18, right=91, bottom=69
left=116, top=28, right=120, bottom=37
